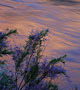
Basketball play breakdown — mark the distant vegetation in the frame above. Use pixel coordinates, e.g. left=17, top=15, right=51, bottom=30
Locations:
left=0, top=29, right=68, bottom=90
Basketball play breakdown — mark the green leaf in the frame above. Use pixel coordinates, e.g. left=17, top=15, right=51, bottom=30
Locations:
left=49, top=54, right=67, bottom=66
left=48, top=82, right=58, bottom=90
left=29, top=64, right=39, bottom=81
left=24, top=64, right=39, bottom=83
left=5, top=29, right=17, bottom=37
left=0, top=73, right=13, bottom=89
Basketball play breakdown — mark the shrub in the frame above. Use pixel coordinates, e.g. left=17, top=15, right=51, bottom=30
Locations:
left=0, top=29, right=66, bottom=90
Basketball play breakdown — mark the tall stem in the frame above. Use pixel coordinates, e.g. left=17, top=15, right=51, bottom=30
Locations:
left=19, top=53, right=34, bottom=90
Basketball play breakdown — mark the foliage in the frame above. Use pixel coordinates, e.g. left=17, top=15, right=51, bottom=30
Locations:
left=0, top=29, right=66, bottom=90
left=0, top=29, right=17, bottom=57
left=0, top=29, right=17, bottom=90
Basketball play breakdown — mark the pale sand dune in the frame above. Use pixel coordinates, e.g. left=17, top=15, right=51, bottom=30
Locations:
left=0, top=0, right=80, bottom=89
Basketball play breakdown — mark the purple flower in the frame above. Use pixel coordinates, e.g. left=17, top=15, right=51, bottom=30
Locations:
left=12, top=46, right=22, bottom=62
left=0, top=32, right=5, bottom=39
left=40, top=59, right=66, bottom=80
left=48, top=65, right=66, bottom=79
left=0, top=41, right=7, bottom=49
left=25, top=81, right=48, bottom=90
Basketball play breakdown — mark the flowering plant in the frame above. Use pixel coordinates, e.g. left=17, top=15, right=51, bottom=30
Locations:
left=0, top=29, right=66, bottom=90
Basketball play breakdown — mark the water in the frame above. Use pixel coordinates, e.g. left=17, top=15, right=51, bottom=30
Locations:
left=0, top=0, right=80, bottom=89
